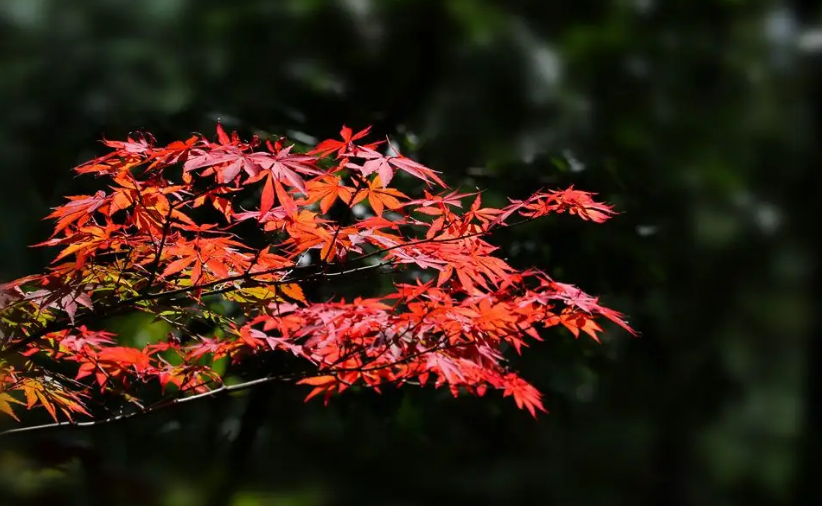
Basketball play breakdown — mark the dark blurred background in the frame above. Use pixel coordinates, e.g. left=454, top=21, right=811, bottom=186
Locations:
left=0, top=1, right=818, bottom=505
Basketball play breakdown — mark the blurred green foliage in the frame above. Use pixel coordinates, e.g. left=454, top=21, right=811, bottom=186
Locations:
left=0, top=0, right=817, bottom=505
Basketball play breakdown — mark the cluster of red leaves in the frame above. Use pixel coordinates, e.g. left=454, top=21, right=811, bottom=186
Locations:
left=0, top=124, right=634, bottom=426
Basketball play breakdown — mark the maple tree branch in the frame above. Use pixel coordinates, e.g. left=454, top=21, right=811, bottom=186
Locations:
left=0, top=374, right=284, bottom=437
left=0, top=327, right=471, bottom=438
left=0, top=290, right=549, bottom=438
left=4, top=228, right=501, bottom=361
left=1, top=216, right=533, bottom=367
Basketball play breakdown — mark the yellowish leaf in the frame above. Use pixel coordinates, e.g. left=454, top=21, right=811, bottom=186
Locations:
left=0, top=392, right=24, bottom=421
